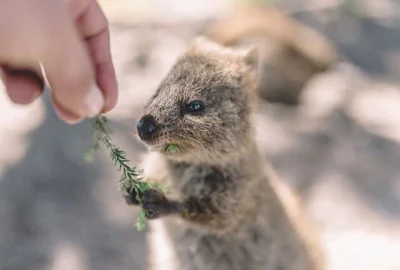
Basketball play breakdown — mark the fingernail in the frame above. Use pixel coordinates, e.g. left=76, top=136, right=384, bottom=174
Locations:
left=84, top=84, right=104, bottom=117
left=52, top=101, right=83, bottom=125
left=64, top=118, right=84, bottom=125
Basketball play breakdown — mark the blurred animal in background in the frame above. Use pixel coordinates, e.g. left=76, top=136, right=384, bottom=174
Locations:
left=204, top=3, right=337, bottom=105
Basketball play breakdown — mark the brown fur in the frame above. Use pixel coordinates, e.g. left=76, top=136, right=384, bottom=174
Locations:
left=204, top=3, right=337, bottom=104
left=125, top=37, right=325, bottom=270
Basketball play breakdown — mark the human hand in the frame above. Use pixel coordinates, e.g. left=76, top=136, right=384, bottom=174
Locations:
left=0, top=0, right=118, bottom=124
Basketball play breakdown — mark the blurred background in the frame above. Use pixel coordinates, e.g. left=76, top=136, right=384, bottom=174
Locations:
left=1, top=0, right=400, bottom=269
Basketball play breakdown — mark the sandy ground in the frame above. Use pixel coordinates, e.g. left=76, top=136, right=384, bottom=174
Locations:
left=0, top=1, right=400, bottom=270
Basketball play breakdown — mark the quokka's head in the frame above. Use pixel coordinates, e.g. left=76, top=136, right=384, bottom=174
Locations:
left=136, top=37, right=259, bottom=164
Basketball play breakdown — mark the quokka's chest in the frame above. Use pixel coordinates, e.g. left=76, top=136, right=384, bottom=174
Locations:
left=167, top=162, right=232, bottom=196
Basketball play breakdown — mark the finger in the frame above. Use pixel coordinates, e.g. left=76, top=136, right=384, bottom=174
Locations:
left=50, top=90, right=83, bottom=124
left=40, top=2, right=104, bottom=119
left=86, top=28, right=118, bottom=113
left=1, top=65, right=44, bottom=105
left=0, top=65, right=83, bottom=124
left=77, top=1, right=118, bottom=112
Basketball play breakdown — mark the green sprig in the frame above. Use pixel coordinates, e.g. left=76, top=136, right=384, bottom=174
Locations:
left=165, top=143, right=178, bottom=154
left=85, top=115, right=158, bottom=231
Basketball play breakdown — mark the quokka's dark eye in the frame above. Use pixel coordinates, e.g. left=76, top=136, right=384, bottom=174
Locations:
left=184, top=100, right=205, bottom=115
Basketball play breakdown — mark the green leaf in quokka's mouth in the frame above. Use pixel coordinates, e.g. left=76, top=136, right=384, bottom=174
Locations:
left=165, top=144, right=178, bottom=154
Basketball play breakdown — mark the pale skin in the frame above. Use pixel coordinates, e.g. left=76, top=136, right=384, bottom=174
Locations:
left=0, top=0, right=118, bottom=124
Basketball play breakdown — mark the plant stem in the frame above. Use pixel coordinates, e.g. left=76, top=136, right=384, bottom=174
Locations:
left=85, top=115, right=153, bottom=231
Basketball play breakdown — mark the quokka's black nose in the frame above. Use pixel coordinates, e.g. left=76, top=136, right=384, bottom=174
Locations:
left=137, top=115, right=157, bottom=140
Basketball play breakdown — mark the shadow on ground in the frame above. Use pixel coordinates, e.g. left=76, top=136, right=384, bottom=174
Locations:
left=260, top=104, right=400, bottom=220
left=0, top=92, right=147, bottom=270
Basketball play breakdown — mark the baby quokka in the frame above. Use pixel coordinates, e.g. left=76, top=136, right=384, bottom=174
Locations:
left=124, top=37, right=324, bottom=270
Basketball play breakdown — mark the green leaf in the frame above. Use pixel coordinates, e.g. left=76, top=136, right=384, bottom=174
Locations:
left=165, top=143, right=178, bottom=154
left=135, top=210, right=147, bottom=231
left=83, top=150, right=95, bottom=163
left=148, top=181, right=169, bottom=193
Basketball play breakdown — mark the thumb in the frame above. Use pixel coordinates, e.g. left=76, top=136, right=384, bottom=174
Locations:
left=41, top=11, right=104, bottom=122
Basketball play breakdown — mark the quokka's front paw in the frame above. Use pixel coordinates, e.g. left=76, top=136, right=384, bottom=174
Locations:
left=141, top=189, right=170, bottom=219
left=122, top=187, right=140, bottom=205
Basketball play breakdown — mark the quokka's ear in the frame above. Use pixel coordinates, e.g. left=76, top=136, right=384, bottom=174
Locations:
left=234, top=45, right=260, bottom=97
left=236, top=45, right=260, bottom=72
left=188, top=36, right=223, bottom=53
